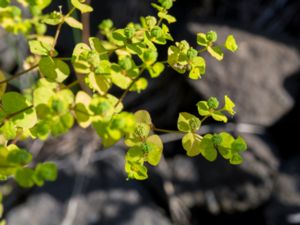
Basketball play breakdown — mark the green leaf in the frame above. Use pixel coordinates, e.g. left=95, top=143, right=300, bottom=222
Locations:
left=231, top=136, right=247, bottom=152
left=158, top=12, right=176, bottom=23
left=148, top=62, right=165, bottom=78
left=74, top=91, right=92, bottom=128
left=207, top=46, right=224, bottom=61
left=71, top=0, right=93, bottom=13
left=225, top=35, right=238, bottom=52
left=158, top=0, right=173, bottom=9
left=196, top=101, right=210, bottom=116
left=99, top=19, right=113, bottom=31
left=125, top=160, right=148, bottom=180
left=35, top=162, right=57, bottom=182
left=111, top=72, right=132, bottom=90
left=124, top=123, right=151, bottom=147
left=189, top=56, right=206, bottom=79
left=211, top=111, right=228, bottom=123
left=42, top=11, right=63, bottom=25
left=0, top=0, right=10, bottom=7
left=7, top=145, right=32, bottom=165
left=50, top=113, right=74, bottom=136
left=217, top=132, right=235, bottom=159
left=89, top=96, right=114, bottom=121
left=230, top=153, right=243, bottom=165
left=207, top=97, right=219, bottom=109
left=199, top=134, right=217, bottom=161
left=134, top=110, right=152, bottom=125
left=28, top=40, right=54, bottom=56
left=129, top=78, right=148, bottom=93
left=39, top=56, right=70, bottom=82
left=33, top=86, right=55, bottom=106
left=182, top=132, right=202, bottom=157
left=15, top=168, right=35, bottom=188
left=145, top=135, right=163, bottom=166
left=89, top=37, right=106, bottom=53
left=88, top=73, right=111, bottom=95
left=2, top=92, right=37, bottom=129
left=142, top=49, right=158, bottom=65
left=206, top=31, right=218, bottom=42
left=30, top=121, right=51, bottom=140
left=177, top=112, right=201, bottom=132
left=110, top=112, right=136, bottom=134
left=65, top=16, right=83, bottom=30
left=197, top=33, right=208, bottom=47
left=223, top=95, right=235, bottom=116
left=0, top=121, right=16, bottom=140
left=2, top=92, right=28, bottom=114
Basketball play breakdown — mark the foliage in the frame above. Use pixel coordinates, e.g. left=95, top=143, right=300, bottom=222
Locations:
left=0, top=0, right=246, bottom=203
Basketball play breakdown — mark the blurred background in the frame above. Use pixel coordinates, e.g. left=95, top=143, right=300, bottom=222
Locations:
left=0, top=0, right=300, bottom=225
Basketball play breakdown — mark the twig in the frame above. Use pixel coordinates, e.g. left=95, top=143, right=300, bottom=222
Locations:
left=0, top=64, right=38, bottom=85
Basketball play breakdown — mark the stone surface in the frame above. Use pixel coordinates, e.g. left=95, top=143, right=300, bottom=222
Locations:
left=265, top=156, right=300, bottom=225
left=186, top=23, right=300, bottom=126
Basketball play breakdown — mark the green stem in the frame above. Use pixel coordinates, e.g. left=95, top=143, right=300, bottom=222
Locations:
left=64, top=80, right=79, bottom=89
left=201, top=115, right=209, bottom=123
left=0, top=64, right=38, bottom=85
left=114, top=67, right=146, bottom=108
left=0, top=105, right=34, bottom=127
left=198, top=47, right=207, bottom=54
left=153, top=127, right=184, bottom=134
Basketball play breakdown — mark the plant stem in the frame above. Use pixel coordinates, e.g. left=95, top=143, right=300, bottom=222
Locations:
left=114, top=67, right=146, bottom=108
left=153, top=127, right=185, bottom=134
left=198, top=47, right=207, bottom=54
left=0, top=105, right=34, bottom=127
left=201, top=116, right=209, bottom=123
left=0, top=64, right=38, bottom=85
left=64, top=80, right=79, bottom=89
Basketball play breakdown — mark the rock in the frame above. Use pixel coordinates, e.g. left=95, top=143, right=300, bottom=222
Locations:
left=265, top=156, right=300, bottom=225
left=0, top=31, right=17, bottom=72
left=168, top=133, right=279, bottom=213
left=7, top=194, right=64, bottom=225
left=186, top=23, right=300, bottom=126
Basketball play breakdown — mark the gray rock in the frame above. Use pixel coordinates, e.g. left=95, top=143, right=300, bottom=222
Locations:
left=7, top=194, right=64, bottom=225
left=186, top=23, right=300, bottom=126
left=265, top=157, right=300, bottom=225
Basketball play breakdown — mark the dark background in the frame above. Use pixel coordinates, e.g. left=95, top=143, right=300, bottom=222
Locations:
left=1, top=0, right=300, bottom=225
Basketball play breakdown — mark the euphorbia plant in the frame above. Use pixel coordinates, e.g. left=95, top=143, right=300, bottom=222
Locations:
left=0, top=0, right=246, bottom=206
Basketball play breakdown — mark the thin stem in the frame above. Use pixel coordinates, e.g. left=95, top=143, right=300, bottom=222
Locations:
left=198, top=47, right=207, bottom=54
left=64, top=80, right=79, bottom=89
left=57, top=57, right=72, bottom=61
left=11, top=130, right=23, bottom=145
left=114, top=67, right=146, bottom=108
left=0, top=105, right=34, bottom=127
left=52, top=23, right=63, bottom=50
left=0, top=64, right=38, bottom=85
left=201, top=115, right=209, bottom=123
left=53, top=7, right=76, bottom=49
left=153, top=127, right=185, bottom=134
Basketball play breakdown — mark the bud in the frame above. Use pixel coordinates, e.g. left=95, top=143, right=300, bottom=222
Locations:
left=212, top=134, right=222, bottom=145
left=207, top=97, right=219, bottom=109
left=206, top=31, right=217, bottom=42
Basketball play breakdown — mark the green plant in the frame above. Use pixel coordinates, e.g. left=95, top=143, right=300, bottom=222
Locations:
left=0, top=0, right=246, bottom=202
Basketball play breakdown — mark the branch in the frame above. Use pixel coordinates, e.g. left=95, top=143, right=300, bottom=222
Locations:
left=0, top=64, right=38, bottom=85
left=114, top=67, right=146, bottom=108
left=0, top=105, right=34, bottom=127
